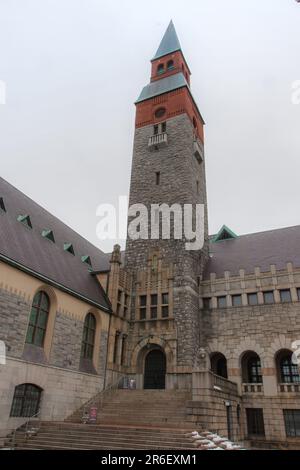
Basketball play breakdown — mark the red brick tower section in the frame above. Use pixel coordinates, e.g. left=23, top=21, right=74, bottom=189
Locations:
left=135, top=23, right=204, bottom=143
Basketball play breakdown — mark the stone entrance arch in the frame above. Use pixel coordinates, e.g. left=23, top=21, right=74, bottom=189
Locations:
left=131, top=337, right=174, bottom=389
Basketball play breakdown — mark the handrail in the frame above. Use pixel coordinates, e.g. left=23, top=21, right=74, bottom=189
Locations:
left=11, top=410, right=41, bottom=449
left=80, top=374, right=128, bottom=423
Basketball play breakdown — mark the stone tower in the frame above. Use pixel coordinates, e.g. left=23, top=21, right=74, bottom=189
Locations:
left=125, top=21, right=209, bottom=388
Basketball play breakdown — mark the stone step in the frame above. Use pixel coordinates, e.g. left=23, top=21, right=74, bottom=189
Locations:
left=32, top=429, right=191, bottom=439
left=13, top=436, right=194, bottom=449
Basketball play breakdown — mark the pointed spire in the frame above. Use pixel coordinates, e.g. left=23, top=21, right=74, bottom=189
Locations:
left=152, top=20, right=182, bottom=61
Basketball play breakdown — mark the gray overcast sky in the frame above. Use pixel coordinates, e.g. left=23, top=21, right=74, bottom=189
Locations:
left=0, top=0, right=299, bottom=252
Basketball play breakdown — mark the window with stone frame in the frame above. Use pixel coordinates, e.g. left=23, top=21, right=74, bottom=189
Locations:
left=242, top=352, right=262, bottom=384
left=263, top=291, right=275, bottom=304
left=154, top=124, right=159, bottom=135
left=123, top=294, right=129, bottom=318
left=139, top=295, right=147, bottom=320
left=202, top=297, right=212, bottom=309
left=278, top=351, right=300, bottom=384
left=217, top=296, right=227, bottom=308
left=246, top=408, right=265, bottom=437
left=81, top=313, right=96, bottom=360
left=113, top=331, right=120, bottom=364
left=120, top=334, right=127, bottom=366
left=161, top=122, right=167, bottom=133
left=280, top=289, right=292, bottom=303
left=26, top=291, right=50, bottom=347
left=161, top=292, right=169, bottom=318
left=232, top=294, right=242, bottom=307
left=10, top=384, right=42, bottom=418
left=248, top=293, right=258, bottom=306
left=284, top=410, right=300, bottom=437
left=150, top=294, right=158, bottom=319
left=116, top=289, right=122, bottom=316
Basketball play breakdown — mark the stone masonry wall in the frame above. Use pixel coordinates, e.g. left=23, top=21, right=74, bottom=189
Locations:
left=50, top=311, right=84, bottom=370
left=0, top=286, right=30, bottom=359
left=125, top=114, right=209, bottom=368
left=0, top=358, right=104, bottom=442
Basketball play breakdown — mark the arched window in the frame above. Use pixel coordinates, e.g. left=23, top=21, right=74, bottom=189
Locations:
left=81, top=313, right=96, bottom=360
left=167, top=60, right=174, bottom=70
left=157, top=63, right=164, bottom=75
left=26, top=291, right=50, bottom=347
left=277, top=350, right=300, bottom=384
left=210, top=353, right=228, bottom=379
left=241, top=352, right=262, bottom=383
left=10, top=384, right=42, bottom=417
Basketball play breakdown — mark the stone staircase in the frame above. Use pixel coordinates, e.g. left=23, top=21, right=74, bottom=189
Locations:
left=7, top=422, right=196, bottom=450
left=6, top=389, right=198, bottom=450
left=68, top=389, right=193, bottom=428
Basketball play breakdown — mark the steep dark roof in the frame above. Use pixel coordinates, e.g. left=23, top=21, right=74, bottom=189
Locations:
left=136, top=72, right=188, bottom=104
left=152, top=20, right=182, bottom=61
left=0, top=177, right=111, bottom=311
left=203, top=225, right=300, bottom=280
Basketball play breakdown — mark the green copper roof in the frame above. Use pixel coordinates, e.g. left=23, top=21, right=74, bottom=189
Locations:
left=64, top=243, right=75, bottom=255
left=136, top=72, right=188, bottom=103
left=42, top=229, right=55, bottom=243
left=17, top=214, right=32, bottom=228
left=152, top=20, right=182, bottom=60
left=211, top=225, right=238, bottom=243
left=81, top=255, right=92, bottom=267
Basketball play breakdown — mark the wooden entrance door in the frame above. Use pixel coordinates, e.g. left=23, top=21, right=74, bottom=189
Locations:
left=144, top=350, right=166, bottom=389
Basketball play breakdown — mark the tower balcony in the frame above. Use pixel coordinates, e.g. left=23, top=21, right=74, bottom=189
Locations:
left=148, top=132, right=168, bottom=149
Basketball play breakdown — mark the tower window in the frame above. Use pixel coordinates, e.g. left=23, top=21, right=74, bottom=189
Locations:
left=155, top=172, right=160, bottom=185
left=155, top=107, right=166, bottom=119
left=161, top=122, right=167, bottom=133
left=161, top=293, right=169, bottom=318
left=167, top=60, right=174, bottom=70
left=157, top=63, right=164, bottom=75
left=113, top=331, right=120, bottom=363
left=150, top=294, right=158, bottom=319
left=154, top=125, right=159, bottom=135
left=140, top=295, right=147, bottom=320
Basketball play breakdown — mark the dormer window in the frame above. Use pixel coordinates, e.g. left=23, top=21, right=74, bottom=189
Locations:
left=0, top=197, right=6, bottom=212
left=157, top=64, right=164, bottom=75
left=167, top=60, right=174, bottom=70
left=17, top=214, right=32, bottom=229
